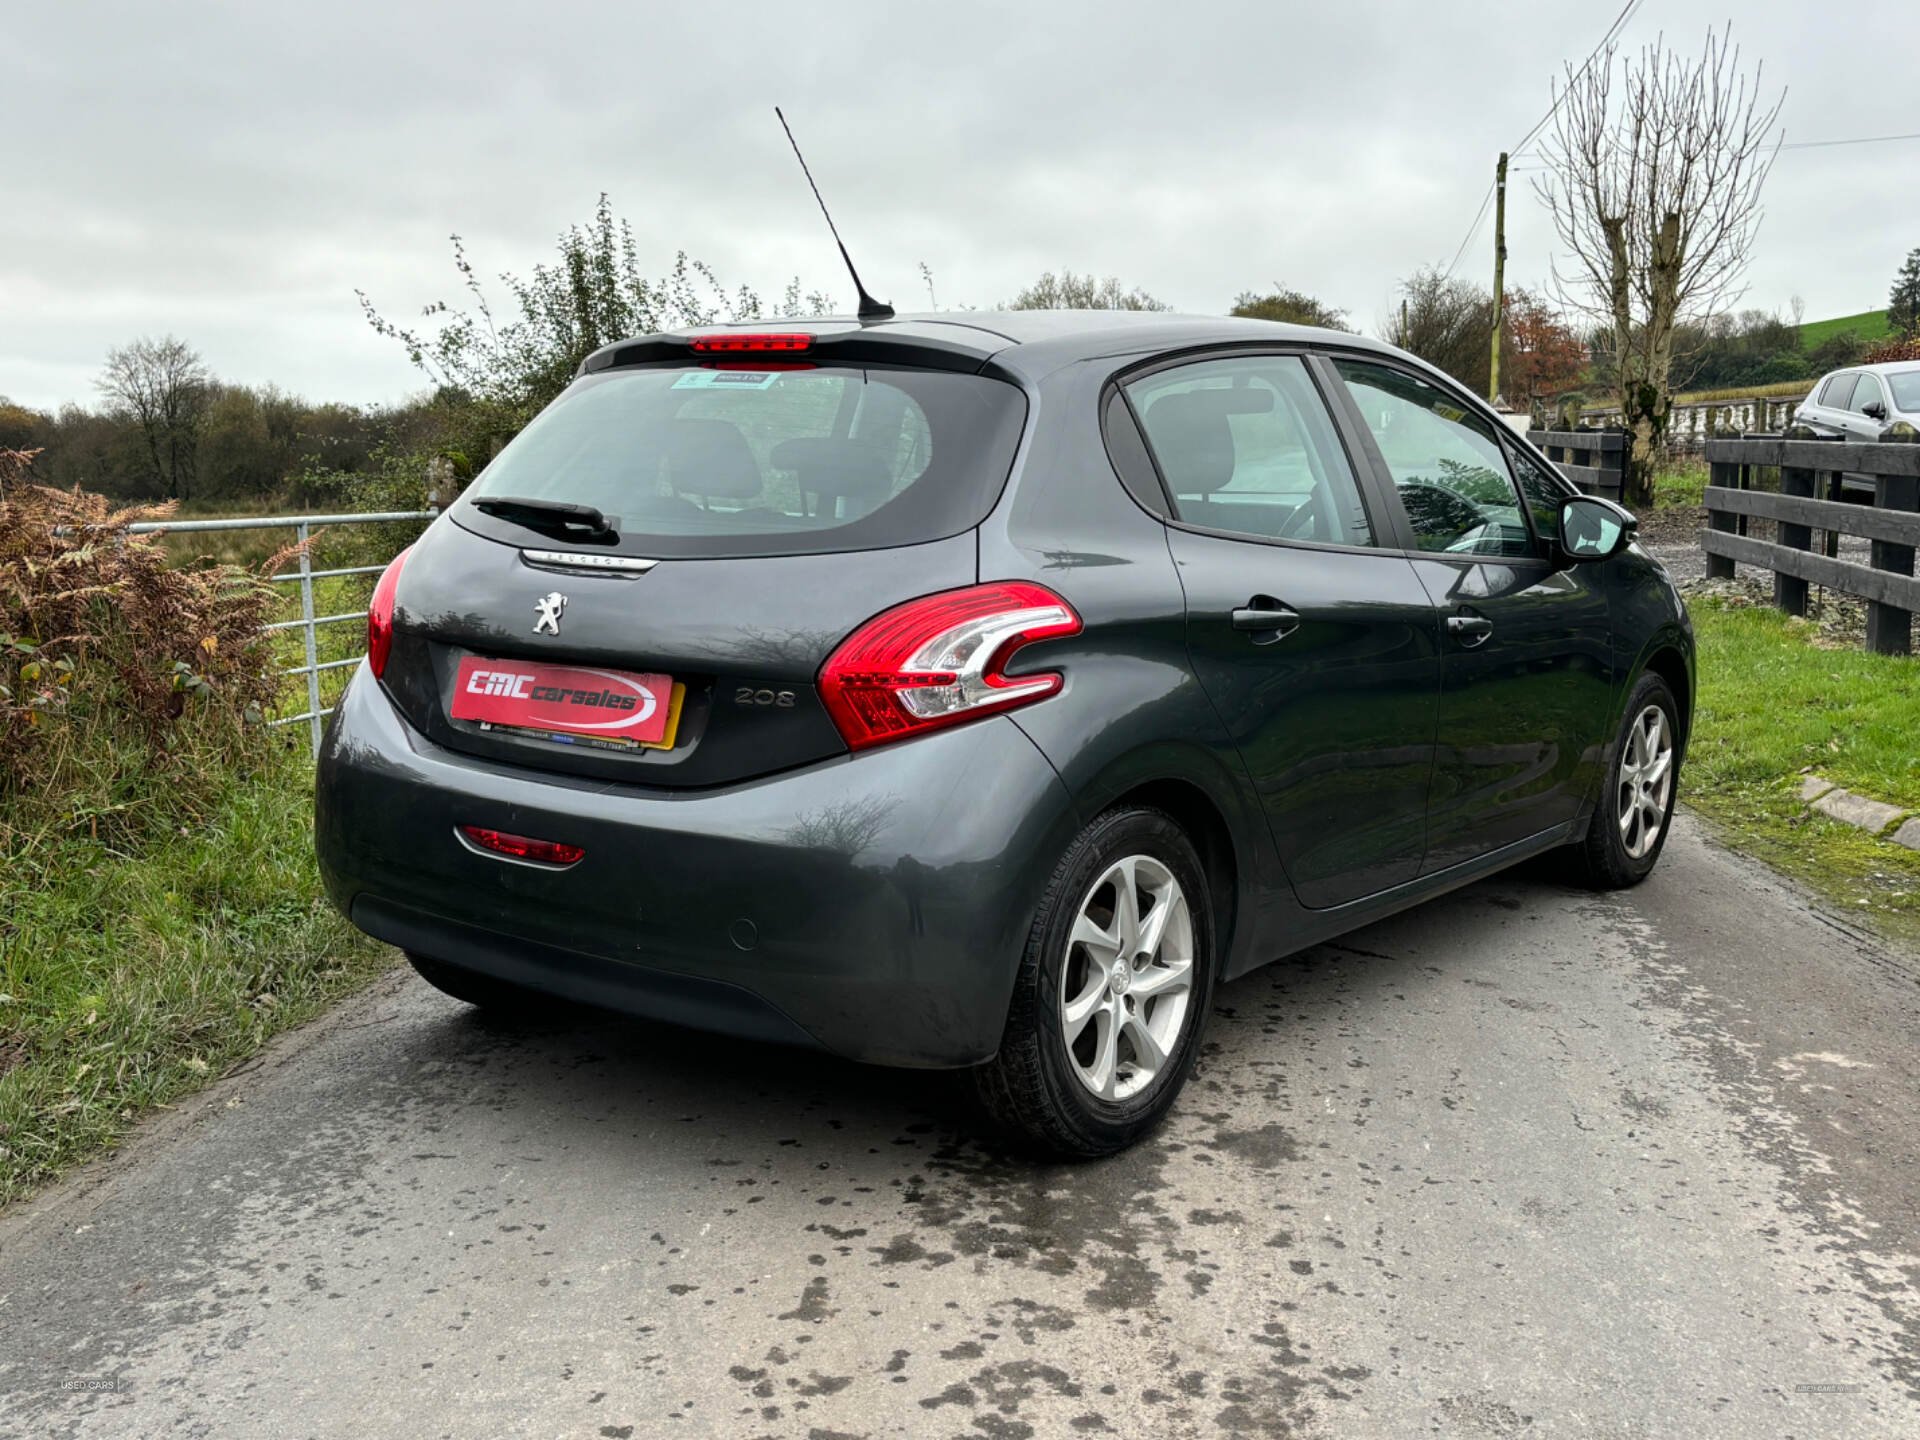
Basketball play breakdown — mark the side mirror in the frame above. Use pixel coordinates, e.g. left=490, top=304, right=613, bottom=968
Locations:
left=1863, top=401, right=1887, bottom=421
left=1558, top=494, right=1636, bottom=564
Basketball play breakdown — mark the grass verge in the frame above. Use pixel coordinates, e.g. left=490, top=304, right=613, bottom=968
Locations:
left=1669, top=378, right=1816, bottom=405
left=1654, top=457, right=1709, bottom=510
left=0, top=744, right=392, bottom=1206
left=1683, top=594, right=1920, bottom=946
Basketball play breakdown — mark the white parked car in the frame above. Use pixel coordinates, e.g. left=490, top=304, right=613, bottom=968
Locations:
left=1794, top=359, right=1920, bottom=441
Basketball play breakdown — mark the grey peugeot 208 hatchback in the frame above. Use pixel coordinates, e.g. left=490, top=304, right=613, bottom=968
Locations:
left=316, top=311, right=1693, bottom=1158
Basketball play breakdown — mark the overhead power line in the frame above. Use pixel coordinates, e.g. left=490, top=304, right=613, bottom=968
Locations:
left=1513, top=130, right=1920, bottom=170
left=1509, top=0, right=1645, bottom=155
left=1439, top=0, right=1643, bottom=279
left=1442, top=181, right=1498, bottom=281
left=1777, top=131, right=1920, bottom=150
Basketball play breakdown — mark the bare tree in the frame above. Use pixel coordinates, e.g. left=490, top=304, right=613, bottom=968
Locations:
left=1536, top=26, right=1783, bottom=506
left=1386, top=267, right=1496, bottom=395
left=97, top=336, right=213, bottom=501
left=1005, top=270, right=1169, bottom=311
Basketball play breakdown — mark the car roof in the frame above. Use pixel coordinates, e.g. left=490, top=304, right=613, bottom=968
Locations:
left=581, top=310, right=1406, bottom=379
left=1821, top=359, right=1920, bottom=380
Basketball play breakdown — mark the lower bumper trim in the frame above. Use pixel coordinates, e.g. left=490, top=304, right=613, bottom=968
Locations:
left=351, top=895, right=825, bottom=1054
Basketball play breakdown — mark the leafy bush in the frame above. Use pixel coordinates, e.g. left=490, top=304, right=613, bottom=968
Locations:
left=360, top=194, right=833, bottom=430
left=1231, top=286, right=1349, bottom=332
left=0, top=459, right=287, bottom=835
left=1806, top=329, right=1868, bottom=373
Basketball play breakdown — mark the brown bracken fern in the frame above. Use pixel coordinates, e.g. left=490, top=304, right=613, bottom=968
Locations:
left=0, top=454, right=290, bottom=793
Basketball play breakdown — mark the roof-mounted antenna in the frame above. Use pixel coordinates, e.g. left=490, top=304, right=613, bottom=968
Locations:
left=775, top=106, right=894, bottom=323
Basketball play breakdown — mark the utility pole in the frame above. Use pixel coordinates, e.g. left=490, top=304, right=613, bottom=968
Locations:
left=1488, top=151, right=1508, bottom=408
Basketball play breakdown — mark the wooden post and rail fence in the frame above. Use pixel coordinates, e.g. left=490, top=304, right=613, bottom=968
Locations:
left=1697, top=436, right=1920, bottom=656
left=1526, top=429, right=1626, bottom=503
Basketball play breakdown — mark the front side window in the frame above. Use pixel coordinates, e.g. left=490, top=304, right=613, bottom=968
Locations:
left=1124, top=355, right=1373, bottom=547
left=1334, top=360, right=1535, bottom=558
left=1851, top=373, right=1886, bottom=414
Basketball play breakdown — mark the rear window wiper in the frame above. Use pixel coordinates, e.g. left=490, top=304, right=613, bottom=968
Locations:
left=471, top=496, right=620, bottom=542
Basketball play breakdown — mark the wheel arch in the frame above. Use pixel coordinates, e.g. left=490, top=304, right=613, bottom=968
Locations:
left=1105, top=776, right=1240, bottom=979
left=1642, top=641, right=1694, bottom=749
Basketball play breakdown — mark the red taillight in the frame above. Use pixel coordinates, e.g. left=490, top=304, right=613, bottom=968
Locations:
left=818, top=582, right=1081, bottom=751
left=688, top=334, right=813, bottom=353
left=366, top=546, right=411, bottom=679
left=459, top=826, right=585, bottom=867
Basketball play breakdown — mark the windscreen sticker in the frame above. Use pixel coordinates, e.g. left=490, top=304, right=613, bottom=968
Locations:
left=672, top=370, right=782, bottom=391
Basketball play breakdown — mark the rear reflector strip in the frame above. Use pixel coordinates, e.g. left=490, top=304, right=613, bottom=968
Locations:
left=457, top=826, right=585, bottom=868
left=520, top=549, right=659, bottom=573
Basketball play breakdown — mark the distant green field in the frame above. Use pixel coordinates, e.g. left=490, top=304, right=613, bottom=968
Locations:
left=1800, top=308, right=1894, bottom=349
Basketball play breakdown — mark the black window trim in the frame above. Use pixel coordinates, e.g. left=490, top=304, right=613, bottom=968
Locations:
left=1102, top=345, right=1401, bottom=559
left=1317, top=349, right=1555, bottom=564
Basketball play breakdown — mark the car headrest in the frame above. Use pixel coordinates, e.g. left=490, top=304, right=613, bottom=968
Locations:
left=1142, top=388, right=1269, bottom=493
left=652, top=419, right=764, bottom=499
left=770, top=437, right=895, bottom=508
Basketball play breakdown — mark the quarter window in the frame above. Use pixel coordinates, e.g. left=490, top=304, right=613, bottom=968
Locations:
left=1508, top=444, right=1568, bottom=546
left=1125, top=356, right=1374, bottom=547
left=1334, top=360, right=1536, bottom=558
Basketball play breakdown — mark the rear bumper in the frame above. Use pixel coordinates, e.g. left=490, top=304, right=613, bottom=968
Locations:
left=315, top=664, right=1081, bottom=1067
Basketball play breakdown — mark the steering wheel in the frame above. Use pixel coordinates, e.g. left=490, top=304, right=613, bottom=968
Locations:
left=1276, top=499, right=1320, bottom=541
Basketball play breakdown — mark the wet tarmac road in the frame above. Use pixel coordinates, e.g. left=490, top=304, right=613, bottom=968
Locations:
left=4, top=814, right=1919, bottom=1438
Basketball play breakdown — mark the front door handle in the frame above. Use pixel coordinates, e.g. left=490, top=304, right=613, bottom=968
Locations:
left=1446, top=612, right=1494, bottom=647
left=1232, top=599, right=1300, bottom=641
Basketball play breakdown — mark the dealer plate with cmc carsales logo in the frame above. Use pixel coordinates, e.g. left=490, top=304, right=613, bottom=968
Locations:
left=449, top=657, right=685, bottom=751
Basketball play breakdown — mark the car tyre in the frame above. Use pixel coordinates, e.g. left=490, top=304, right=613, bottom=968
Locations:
left=406, top=951, right=553, bottom=1012
left=971, top=806, right=1215, bottom=1160
left=1577, top=671, right=1683, bottom=890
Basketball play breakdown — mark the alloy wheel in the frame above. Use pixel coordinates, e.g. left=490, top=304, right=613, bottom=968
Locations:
left=1617, top=703, right=1674, bottom=860
left=1058, top=854, right=1195, bottom=1102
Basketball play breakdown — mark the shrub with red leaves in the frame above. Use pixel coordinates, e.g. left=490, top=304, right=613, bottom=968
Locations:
left=1863, top=336, right=1920, bottom=365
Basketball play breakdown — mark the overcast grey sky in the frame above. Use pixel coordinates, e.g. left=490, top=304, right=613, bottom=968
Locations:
left=5, top=0, right=1915, bottom=411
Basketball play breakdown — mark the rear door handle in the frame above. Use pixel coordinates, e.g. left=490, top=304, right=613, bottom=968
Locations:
left=1231, top=600, right=1300, bottom=641
left=1446, top=612, right=1494, bottom=646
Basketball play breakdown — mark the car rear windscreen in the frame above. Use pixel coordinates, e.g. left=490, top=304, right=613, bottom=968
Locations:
left=457, top=364, right=1028, bottom=558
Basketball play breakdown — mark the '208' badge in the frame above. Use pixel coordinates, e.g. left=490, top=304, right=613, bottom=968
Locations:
left=532, top=592, right=567, bottom=636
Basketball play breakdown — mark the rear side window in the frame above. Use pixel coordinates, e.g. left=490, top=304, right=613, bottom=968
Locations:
left=1334, top=359, right=1536, bottom=559
left=1123, top=355, right=1374, bottom=547
left=461, top=365, right=1027, bottom=558
left=1821, top=373, right=1859, bottom=409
